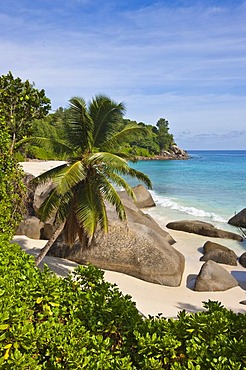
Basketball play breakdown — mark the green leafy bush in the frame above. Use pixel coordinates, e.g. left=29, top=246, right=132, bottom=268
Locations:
left=135, top=302, right=246, bottom=369
left=0, top=118, right=26, bottom=240
left=0, top=241, right=141, bottom=369
left=0, top=240, right=245, bottom=369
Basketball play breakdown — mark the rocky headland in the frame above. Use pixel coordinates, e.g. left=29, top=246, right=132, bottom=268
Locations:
left=137, top=145, right=189, bottom=160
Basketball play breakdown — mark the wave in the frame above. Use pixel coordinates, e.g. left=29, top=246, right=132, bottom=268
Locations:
left=150, top=191, right=227, bottom=223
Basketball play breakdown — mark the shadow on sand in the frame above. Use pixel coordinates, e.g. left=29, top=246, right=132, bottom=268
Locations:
left=13, top=237, right=78, bottom=277
left=231, top=271, right=246, bottom=290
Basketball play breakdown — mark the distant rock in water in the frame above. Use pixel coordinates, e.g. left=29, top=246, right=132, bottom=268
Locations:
left=168, top=145, right=189, bottom=159
left=228, top=208, right=246, bottom=228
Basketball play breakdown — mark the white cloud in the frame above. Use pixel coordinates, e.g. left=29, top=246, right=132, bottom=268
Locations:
left=1, top=0, right=246, bottom=149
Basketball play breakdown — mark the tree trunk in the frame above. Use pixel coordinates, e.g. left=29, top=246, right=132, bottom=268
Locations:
left=10, top=132, right=16, bottom=155
left=35, top=223, right=65, bottom=266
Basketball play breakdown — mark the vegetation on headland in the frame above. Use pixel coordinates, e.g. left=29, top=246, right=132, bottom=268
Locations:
left=25, top=109, right=180, bottom=161
left=0, top=72, right=179, bottom=161
left=1, top=71, right=245, bottom=369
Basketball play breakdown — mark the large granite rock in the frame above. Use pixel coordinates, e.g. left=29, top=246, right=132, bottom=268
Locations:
left=239, top=252, right=246, bottom=268
left=32, top=180, right=175, bottom=246
left=166, top=220, right=243, bottom=241
left=228, top=208, right=246, bottom=228
left=49, top=220, right=185, bottom=286
left=16, top=216, right=44, bottom=239
left=18, top=175, right=181, bottom=285
left=40, top=219, right=57, bottom=240
left=33, top=181, right=54, bottom=214
left=119, top=184, right=155, bottom=208
left=194, top=260, right=239, bottom=291
left=118, top=197, right=175, bottom=245
left=200, top=241, right=238, bottom=266
left=23, top=173, right=36, bottom=216
left=48, top=192, right=181, bottom=286
left=170, top=145, right=189, bottom=159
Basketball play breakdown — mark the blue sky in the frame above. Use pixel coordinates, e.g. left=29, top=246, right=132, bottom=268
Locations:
left=1, top=0, right=246, bottom=150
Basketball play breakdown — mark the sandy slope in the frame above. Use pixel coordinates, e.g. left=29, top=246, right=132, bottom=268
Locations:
left=15, top=161, right=246, bottom=318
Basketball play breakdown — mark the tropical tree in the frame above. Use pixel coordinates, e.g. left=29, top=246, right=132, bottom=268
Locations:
left=34, top=95, right=152, bottom=266
left=25, top=108, right=68, bottom=160
left=0, top=71, right=51, bottom=154
left=156, top=118, right=175, bottom=154
left=123, top=119, right=159, bottom=156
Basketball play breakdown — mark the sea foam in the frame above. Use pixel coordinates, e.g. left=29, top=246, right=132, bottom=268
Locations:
left=150, top=191, right=227, bottom=223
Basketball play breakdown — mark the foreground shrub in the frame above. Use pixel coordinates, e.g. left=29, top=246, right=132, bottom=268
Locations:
left=0, top=241, right=141, bottom=369
left=0, top=118, right=26, bottom=240
left=135, top=301, right=246, bottom=369
left=0, top=240, right=245, bottom=369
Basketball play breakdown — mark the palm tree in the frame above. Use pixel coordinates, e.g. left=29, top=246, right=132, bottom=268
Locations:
left=34, top=95, right=152, bottom=266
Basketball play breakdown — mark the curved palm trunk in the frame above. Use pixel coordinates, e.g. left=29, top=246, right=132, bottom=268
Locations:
left=35, top=222, right=65, bottom=266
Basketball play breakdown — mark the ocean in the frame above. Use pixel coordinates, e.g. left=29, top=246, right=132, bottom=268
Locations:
left=129, top=150, right=246, bottom=243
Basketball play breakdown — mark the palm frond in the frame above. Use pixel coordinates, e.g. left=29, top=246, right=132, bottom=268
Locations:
left=127, top=167, right=152, bottom=189
left=74, top=180, right=105, bottom=243
left=95, top=173, right=127, bottom=221
left=103, top=123, right=147, bottom=150
left=88, top=151, right=152, bottom=189
left=101, top=170, right=136, bottom=201
left=46, top=138, right=75, bottom=157
left=53, top=160, right=86, bottom=195
left=31, top=163, right=68, bottom=186
left=88, top=151, right=129, bottom=168
left=88, top=95, right=126, bottom=149
left=38, top=188, right=62, bottom=221
left=66, top=97, right=94, bottom=152
left=55, top=189, right=75, bottom=222
left=15, top=136, right=49, bottom=149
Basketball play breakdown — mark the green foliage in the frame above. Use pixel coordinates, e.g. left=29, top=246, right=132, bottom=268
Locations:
left=26, top=110, right=179, bottom=161
left=0, top=241, right=245, bottom=368
left=0, top=241, right=245, bottom=369
left=26, top=108, right=68, bottom=160
left=122, top=119, right=160, bottom=156
left=124, top=146, right=153, bottom=158
left=135, top=300, right=246, bottom=369
left=156, top=118, right=175, bottom=154
left=33, top=96, right=152, bottom=265
left=0, top=71, right=51, bottom=154
left=0, top=118, right=26, bottom=240
left=0, top=241, right=140, bottom=369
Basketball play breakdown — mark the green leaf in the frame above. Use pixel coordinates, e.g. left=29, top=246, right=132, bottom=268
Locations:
left=36, top=297, right=43, bottom=304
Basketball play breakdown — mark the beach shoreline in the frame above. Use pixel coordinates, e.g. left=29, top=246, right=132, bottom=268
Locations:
left=16, top=160, right=246, bottom=318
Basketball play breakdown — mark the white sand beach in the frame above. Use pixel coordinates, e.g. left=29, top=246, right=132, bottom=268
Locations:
left=15, top=161, right=246, bottom=318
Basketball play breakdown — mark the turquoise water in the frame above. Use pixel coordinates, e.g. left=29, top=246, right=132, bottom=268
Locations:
left=129, top=150, right=246, bottom=230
